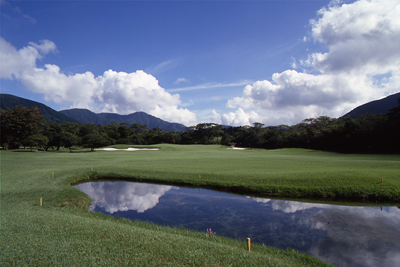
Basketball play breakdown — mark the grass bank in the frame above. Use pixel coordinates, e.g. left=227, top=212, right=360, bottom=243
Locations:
left=2, top=145, right=399, bottom=266
left=72, top=144, right=400, bottom=202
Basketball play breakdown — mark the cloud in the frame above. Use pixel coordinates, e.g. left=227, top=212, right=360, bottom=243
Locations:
left=219, top=108, right=260, bottom=126
left=174, top=77, right=190, bottom=84
left=74, top=182, right=176, bottom=214
left=0, top=37, right=56, bottom=79
left=220, top=0, right=400, bottom=126
left=309, top=0, right=400, bottom=75
left=0, top=37, right=197, bottom=125
left=167, top=80, right=252, bottom=93
left=0, top=2, right=37, bottom=24
left=228, top=72, right=348, bottom=109
left=28, top=39, right=57, bottom=54
left=145, top=59, right=181, bottom=75
left=13, top=6, right=37, bottom=24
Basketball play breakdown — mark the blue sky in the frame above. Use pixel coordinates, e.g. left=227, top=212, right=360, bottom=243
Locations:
left=1, top=0, right=399, bottom=126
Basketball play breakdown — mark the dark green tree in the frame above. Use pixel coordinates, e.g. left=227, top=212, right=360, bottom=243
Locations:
left=81, top=133, right=112, bottom=151
left=60, top=122, right=81, bottom=151
left=0, top=105, right=45, bottom=149
left=78, top=123, right=98, bottom=137
left=220, top=132, right=232, bottom=146
left=43, top=121, right=63, bottom=150
left=22, top=134, right=49, bottom=152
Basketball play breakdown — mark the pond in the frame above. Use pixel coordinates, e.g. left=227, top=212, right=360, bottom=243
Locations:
left=73, top=181, right=400, bottom=267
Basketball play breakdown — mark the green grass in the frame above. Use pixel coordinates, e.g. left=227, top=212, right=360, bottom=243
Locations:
left=2, top=144, right=399, bottom=266
left=74, top=144, right=399, bottom=202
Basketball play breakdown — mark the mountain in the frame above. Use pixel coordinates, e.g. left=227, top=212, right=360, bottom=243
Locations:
left=0, top=94, right=77, bottom=123
left=59, top=108, right=187, bottom=132
left=0, top=94, right=187, bottom=131
left=58, top=108, right=110, bottom=125
left=341, top=92, right=400, bottom=119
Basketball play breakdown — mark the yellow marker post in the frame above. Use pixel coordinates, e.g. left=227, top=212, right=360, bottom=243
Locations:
left=381, top=177, right=383, bottom=183
left=91, top=167, right=93, bottom=171
left=199, top=175, right=201, bottom=179
left=247, top=238, right=251, bottom=251
left=40, top=198, right=43, bottom=206
left=52, top=172, right=54, bottom=177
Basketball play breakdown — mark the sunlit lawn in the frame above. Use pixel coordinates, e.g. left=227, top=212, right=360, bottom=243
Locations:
left=69, top=144, right=399, bottom=202
left=2, top=144, right=399, bottom=266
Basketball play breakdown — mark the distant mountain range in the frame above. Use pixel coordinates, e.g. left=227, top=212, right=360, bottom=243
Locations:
left=59, top=108, right=186, bottom=132
left=2, top=92, right=399, bottom=130
left=0, top=94, right=186, bottom=132
left=0, top=94, right=77, bottom=123
left=341, top=92, right=400, bottom=119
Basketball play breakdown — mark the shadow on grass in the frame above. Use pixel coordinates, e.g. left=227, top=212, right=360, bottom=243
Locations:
left=8, top=150, right=35, bottom=153
left=6, top=148, right=95, bottom=153
left=69, top=150, right=96, bottom=153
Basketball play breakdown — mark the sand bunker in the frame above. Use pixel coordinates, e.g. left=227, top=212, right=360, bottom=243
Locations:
left=96, top=147, right=160, bottom=151
left=227, top=147, right=247, bottom=150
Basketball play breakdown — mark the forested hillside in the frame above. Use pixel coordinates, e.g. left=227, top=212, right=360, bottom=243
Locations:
left=59, top=108, right=186, bottom=132
left=342, top=92, right=400, bottom=119
left=0, top=94, right=186, bottom=132
left=0, top=94, right=77, bottom=123
left=1, top=98, right=399, bottom=153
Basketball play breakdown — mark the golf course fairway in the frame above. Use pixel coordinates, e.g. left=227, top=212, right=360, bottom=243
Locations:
left=2, top=144, right=399, bottom=266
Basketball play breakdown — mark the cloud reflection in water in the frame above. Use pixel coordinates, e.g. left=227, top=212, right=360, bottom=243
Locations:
left=254, top=198, right=400, bottom=267
left=74, top=181, right=400, bottom=267
left=75, top=181, right=176, bottom=213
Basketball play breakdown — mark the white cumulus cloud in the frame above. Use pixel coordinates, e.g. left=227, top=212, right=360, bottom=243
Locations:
left=220, top=108, right=260, bottom=126
left=0, top=37, right=197, bottom=125
left=220, top=0, right=400, bottom=126
left=309, top=0, right=400, bottom=75
left=0, top=38, right=57, bottom=79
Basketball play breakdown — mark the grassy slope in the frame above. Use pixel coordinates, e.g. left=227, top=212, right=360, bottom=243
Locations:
left=2, top=145, right=399, bottom=266
left=77, top=144, right=399, bottom=202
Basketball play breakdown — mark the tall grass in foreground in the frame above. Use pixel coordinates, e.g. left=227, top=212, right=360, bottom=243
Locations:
left=2, top=144, right=399, bottom=266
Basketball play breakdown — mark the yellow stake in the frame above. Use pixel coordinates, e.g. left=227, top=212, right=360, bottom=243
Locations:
left=381, top=177, right=383, bottom=183
left=247, top=238, right=251, bottom=251
left=199, top=175, right=201, bottom=179
left=52, top=172, right=54, bottom=177
left=91, top=167, right=93, bottom=171
left=40, top=198, right=43, bottom=206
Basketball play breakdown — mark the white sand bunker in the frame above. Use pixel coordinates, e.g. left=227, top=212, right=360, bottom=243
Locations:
left=227, top=147, right=247, bottom=150
left=96, top=147, right=160, bottom=151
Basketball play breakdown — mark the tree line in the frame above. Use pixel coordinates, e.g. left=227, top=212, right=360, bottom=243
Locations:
left=1, top=102, right=399, bottom=154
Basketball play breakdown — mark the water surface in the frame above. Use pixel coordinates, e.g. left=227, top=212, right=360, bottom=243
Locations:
left=74, top=181, right=400, bottom=267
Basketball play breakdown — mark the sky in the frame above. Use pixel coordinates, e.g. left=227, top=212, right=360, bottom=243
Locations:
left=1, top=0, right=399, bottom=126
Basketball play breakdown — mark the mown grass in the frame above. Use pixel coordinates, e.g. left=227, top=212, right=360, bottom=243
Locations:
left=72, top=144, right=399, bottom=202
left=2, top=144, right=399, bottom=266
